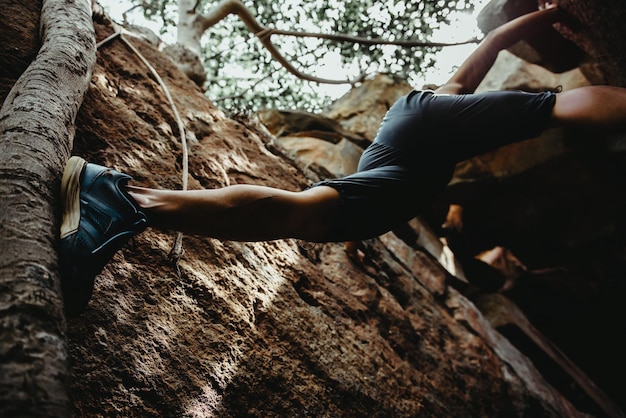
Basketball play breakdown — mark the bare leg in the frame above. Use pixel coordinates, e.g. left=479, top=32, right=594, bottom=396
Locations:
left=552, top=86, right=626, bottom=129
left=126, top=184, right=340, bottom=242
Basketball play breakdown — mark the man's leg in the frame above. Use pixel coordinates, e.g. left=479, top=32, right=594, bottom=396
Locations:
left=59, top=156, right=340, bottom=315
left=552, top=86, right=626, bottom=129
left=126, top=184, right=340, bottom=242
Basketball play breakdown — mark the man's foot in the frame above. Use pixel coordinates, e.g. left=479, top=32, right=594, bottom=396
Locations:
left=59, top=156, right=147, bottom=316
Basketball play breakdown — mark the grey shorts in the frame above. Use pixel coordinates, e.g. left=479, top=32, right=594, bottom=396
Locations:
left=314, top=89, right=557, bottom=242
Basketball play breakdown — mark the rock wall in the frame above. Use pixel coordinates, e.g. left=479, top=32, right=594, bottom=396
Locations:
left=1, top=0, right=624, bottom=417
left=67, top=9, right=595, bottom=418
left=253, top=2, right=626, bottom=416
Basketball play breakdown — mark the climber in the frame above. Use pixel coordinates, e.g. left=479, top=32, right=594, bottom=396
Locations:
left=59, top=2, right=626, bottom=314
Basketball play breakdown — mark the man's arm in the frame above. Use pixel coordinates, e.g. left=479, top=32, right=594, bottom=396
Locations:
left=436, top=3, right=562, bottom=95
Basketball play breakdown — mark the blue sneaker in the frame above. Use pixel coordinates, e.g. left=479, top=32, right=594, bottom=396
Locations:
left=59, top=156, right=147, bottom=316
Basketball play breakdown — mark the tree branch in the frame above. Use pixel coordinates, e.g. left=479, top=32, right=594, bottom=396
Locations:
left=260, top=27, right=479, bottom=48
left=193, top=0, right=478, bottom=85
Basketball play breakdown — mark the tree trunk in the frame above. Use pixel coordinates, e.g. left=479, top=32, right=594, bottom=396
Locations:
left=177, top=0, right=205, bottom=57
left=0, top=0, right=96, bottom=415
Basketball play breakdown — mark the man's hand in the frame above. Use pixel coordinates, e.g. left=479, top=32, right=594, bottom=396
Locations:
left=345, top=241, right=366, bottom=265
left=441, top=204, right=464, bottom=235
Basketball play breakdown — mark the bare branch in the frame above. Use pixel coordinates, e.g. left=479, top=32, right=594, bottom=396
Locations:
left=122, top=3, right=143, bottom=25
left=265, top=27, right=480, bottom=48
left=195, top=0, right=477, bottom=85
left=198, top=0, right=357, bottom=84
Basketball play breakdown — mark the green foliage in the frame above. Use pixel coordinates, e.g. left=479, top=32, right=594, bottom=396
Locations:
left=134, top=0, right=178, bottom=31
left=126, top=0, right=476, bottom=112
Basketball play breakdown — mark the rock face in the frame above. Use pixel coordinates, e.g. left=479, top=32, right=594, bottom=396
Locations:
left=1, top=1, right=625, bottom=417
left=449, top=8, right=626, bottom=416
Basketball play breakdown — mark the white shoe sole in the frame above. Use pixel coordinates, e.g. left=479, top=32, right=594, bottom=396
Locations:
left=60, top=156, right=87, bottom=239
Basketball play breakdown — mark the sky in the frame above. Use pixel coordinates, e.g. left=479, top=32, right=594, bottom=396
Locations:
left=98, top=0, right=491, bottom=100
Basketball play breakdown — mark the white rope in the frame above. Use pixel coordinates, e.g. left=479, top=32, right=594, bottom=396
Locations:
left=97, top=30, right=188, bottom=272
